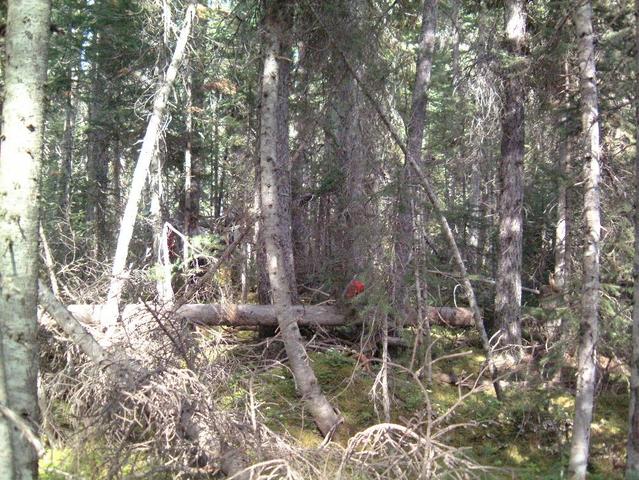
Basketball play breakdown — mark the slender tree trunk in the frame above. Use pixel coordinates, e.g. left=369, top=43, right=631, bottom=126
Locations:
left=329, top=0, right=367, bottom=293
left=549, top=60, right=572, bottom=341
left=275, top=35, right=298, bottom=303
left=183, top=53, right=202, bottom=245
left=105, top=4, right=195, bottom=327
left=554, top=104, right=569, bottom=291
left=87, top=35, right=110, bottom=260
left=212, top=107, right=221, bottom=219
left=59, top=66, right=76, bottom=218
left=394, top=0, right=438, bottom=331
left=0, top=336, right=13, bottom=478
left=467, top=154, right=482, bottom=271
left=569, top=1, right=602, bottom=477
left=113, top=138, right=122, bottom=211
left=151, top=154, right=173, bottom=303
left=626, top=1, right=639, bottom=475
left=291, top=44, right=311, bottom=282
left=259, top=4, right=340, bottom=436
left=184, top=58, right=194, bottom=263
left=495, top=0, right=526, bottom=363
left=0, top=0, right=50, bottom=476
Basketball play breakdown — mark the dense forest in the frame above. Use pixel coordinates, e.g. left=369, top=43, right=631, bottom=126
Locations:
left=0, top=0, right=638, bottom=478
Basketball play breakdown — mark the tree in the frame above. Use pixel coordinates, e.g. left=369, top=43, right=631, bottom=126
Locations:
left=626, top=0, right=639, bottom=475
left=330, top=0, right=367, bottom=295
left=258, top=0, right=340, bottom=437
left=495, top=0, right=526, bottom=363
left=0, top=0, right=51, bottom=477
left=392, top=0, right=437, bottom=333
left=568, top=1, right=602, bottom=477
left=105, top=3, right=195, bottom=329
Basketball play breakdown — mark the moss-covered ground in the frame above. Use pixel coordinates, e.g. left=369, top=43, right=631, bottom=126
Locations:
left=41, top=326, right=630, bottom=479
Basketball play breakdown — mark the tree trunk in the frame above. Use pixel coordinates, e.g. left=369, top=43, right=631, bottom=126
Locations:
left=291, top=43, right=312, bottom=283
left=59, top=65, right=76, bottom=218
left=275, top=34, right=298, bottom=303
left=259, top=4, right=340, bottom=437
left=554, top=61, right=571, bottom=294
left=627, top=0, right=639, bottom=475
left=393, top=0, right=438, bottom=330
left=87, top=33, right=110, bottom=260
left=329, top=0, right=367, bottom=293
left=548, top=60, right=572, bottom=341
left=495, top=0, right=526, bottom=364
left=0, top=0, right=50, bottom=476
left=183, top=53, right=202, bottom=245
left=184, top=57, right=194, bottom=262
left=569, top=2, right=602, bottom=478
left=64, top=303, right=474, bottom=328
left=105, top=4, right=195, bottom=328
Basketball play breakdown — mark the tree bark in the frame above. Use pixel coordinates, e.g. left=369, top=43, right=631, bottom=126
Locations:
left=275, top=31, right=298, bottom=302
left=63, top=304, right=474, bottom=328
left=59, top=65, right=76, bottom=218
left=554, top=61, right=571, bottom=293
left=329, top=0, right=367, bottom=293
left=259, top=3, right=341, bottom=437
left=467, top=154, right=482, bottom=272
left=495, top=0, right=526, bottom=363
left=39, top=284, right=111, bottom=367
left=393, top=0, right=437, bottom=330
left=569, top=1, right=602, bottom=478
left=0, top=0, right=51, bottom=476
left=183, top=57, right=194, bottom=263
left=87, top=35, right=110, bottom=260
left=627, top=0, right=639, bottom=475
left=105, top=4, right=195, bottom=328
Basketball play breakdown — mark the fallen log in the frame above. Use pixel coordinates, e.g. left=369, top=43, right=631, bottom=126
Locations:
left=63, top=304, right=474, bottom=328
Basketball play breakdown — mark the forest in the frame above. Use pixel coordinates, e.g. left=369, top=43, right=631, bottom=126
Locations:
left=0, top=0, right=637, bottom=478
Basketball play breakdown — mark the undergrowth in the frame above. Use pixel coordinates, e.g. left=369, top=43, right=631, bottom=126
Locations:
left=41, top=325, right=629, bottom=479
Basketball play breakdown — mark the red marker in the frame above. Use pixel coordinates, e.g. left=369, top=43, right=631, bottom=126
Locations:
left=344, top=279, right=365, bottom=299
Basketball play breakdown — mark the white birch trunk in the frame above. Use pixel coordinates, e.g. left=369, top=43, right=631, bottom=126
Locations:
left=0, top=0, right=51, bottom=476
left=105, top=4, right=195, bottom=328
left=569, top=1, right=602, bottom=477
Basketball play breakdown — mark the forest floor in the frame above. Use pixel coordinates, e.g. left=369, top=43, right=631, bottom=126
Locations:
left=40, top=325, right=629, bottom=479
left=245, top=325, right=629, bottom=479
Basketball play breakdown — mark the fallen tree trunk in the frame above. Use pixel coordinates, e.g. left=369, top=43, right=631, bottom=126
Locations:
left=64, top=304, right=474, bottom=328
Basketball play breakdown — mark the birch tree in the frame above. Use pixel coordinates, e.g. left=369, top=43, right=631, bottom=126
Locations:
left=0, top=0, right=51, bottom=477
left=568, top=1, right=602, bottom=477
